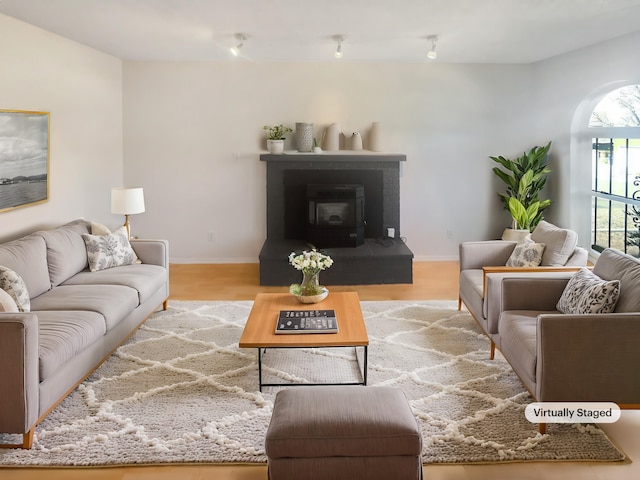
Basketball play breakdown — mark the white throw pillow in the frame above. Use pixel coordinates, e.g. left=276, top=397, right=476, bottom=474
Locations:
left=0, top=265, right=30, bottom=312
left=556, top=268, right=620, bottom=314
left=505, top=240, right=545, bottom=267
left=531, top=221, right=578, bottom=266
left=82, top=226, right=137, bottom=272
left=0, top=287, right=19, bottom=313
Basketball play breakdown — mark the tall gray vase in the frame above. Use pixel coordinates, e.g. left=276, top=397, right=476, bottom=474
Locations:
left=295, top=123, right=314, bottom=152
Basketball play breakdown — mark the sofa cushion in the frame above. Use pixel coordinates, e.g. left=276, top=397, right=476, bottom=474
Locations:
left=37, top=219, right=90, bottom=287
left=593, top=248, right=640, bottom=313
left=0, top=233, right=51, bottom=299
left=0, top=286, right=19, bottom=312
left=0, top=265, right=31, bottom=312
left=63, top=264, right=168, bottom=305
left=556, top=268, right=620, bottom=315
left=30, top=284, right=139, bottom=331
left=82, top=227, right=137, bottom=272
left=90, top=221, right=112, bottom=235
left=530, top=221, right=578, bottom=266
left=498, top=311, right=540, bottom=386
left=505, top=239, right=545, bottom=267
left=37, top=310, right=107, bottom=382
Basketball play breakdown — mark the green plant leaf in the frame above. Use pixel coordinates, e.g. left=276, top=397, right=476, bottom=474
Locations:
left=492, top=141, right=552, bottom=230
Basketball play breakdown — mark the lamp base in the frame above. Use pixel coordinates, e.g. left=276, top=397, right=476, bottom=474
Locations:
left=123, top=214, right=131, bottom=239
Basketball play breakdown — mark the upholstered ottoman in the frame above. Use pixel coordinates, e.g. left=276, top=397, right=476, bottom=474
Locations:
left=265, top=386, right=423, bottom=480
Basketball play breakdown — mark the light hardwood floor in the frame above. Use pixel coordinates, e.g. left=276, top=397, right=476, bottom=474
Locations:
left=2, top=261, right=638, bottom=480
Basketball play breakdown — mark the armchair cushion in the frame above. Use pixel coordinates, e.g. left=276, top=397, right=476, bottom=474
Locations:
left=556, top=268, right=620, bottom=315
left=505, top=239, right=545, bottom=267
left=531, top=221, right=578, bottom=266
left=593, top=248, right=640, bottom=313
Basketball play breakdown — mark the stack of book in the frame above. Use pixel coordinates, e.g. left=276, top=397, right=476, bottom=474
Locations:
left=275, top=309, right=338, bottom=334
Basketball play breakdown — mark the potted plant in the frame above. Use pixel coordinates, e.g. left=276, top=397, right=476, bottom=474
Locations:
left=263, top=124, right=293, bottom=154
left=313, top=137, right=322, bottom=154
left=490, top=141, right=552, bottom=240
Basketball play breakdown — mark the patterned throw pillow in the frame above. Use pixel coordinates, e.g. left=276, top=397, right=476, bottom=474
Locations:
left=0, top=286, right=20, bottom=312
left=0, top=265, right=31, bottom=312
left=556, top=268, right=620, bottom=314
left=82, top=226, right=137, bottom=272
left=505, top=240, right=545, bottom=267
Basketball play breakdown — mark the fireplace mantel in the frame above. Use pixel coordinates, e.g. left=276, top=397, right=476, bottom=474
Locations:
left=260, top=153, right=407, bottom=163
left=258, top=152, right=412, bottom=286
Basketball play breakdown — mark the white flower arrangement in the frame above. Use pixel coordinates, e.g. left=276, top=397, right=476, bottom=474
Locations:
left=289, top=249, right=333, bottom=298
left=288, top=249, right=333, bottom=275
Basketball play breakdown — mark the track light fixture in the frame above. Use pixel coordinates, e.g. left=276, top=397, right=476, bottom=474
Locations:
left=427, top=35, right=438, bottom=60
left=230, top=33, right=248, bottom=57
left=334, top=35, right=344, bottom=59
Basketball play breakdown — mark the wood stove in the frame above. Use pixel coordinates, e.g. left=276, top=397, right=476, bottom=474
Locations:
left=306, top=184, right=365, bottom=247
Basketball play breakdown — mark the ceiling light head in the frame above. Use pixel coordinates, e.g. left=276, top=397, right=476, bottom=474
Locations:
left=427, top=35, right=438, bottom=60
left=230, top=33, right=248, bottom=57
left=334, top=35, right=344, bottom=59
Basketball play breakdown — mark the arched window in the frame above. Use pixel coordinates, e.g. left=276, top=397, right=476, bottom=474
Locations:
left=589, top=85, right=640, bottom=257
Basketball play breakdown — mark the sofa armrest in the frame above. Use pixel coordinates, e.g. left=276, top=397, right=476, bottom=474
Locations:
left=536, top=312, right=640, bottom=404
left=131, top=239, right=169, bottom=268
left=459, top=241, right=516, bottom=271
left=500, top=276, right=570, bottom=311
left=0, top=313, right=39, bottom=437
left=483, top=265, right=585, bottom=299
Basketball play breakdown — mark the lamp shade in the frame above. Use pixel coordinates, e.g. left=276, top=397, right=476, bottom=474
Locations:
left=111, top=187, right=145, bottom=215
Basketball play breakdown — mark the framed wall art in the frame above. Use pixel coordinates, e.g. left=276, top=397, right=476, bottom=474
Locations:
left=0, top=109, right=50, bottom=213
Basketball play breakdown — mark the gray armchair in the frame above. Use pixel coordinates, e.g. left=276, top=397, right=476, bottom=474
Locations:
left=458, top=221, right=588, bottom=358
left=498, top=248, right=640, bottom=432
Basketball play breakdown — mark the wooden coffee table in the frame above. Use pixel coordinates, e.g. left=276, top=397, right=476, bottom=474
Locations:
left=239, top=292, right=369, bottom=391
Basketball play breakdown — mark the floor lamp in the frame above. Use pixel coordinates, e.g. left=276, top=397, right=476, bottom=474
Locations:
left=111, top=187, right=145, bottom=239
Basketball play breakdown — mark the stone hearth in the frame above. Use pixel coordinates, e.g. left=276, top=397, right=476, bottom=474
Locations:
left=259, top=153, right=413, bottom=286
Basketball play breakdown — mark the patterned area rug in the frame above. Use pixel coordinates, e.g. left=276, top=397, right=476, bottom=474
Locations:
left=0, top=300, right=625, bottom=466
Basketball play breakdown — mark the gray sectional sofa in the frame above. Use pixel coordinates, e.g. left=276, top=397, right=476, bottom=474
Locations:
left=0, top=220, right=169, bottom=448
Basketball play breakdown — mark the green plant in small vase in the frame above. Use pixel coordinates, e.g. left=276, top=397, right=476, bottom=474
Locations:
left=263, top=124, right=293, bottom=154
left=490, top=141, right=552, bottom=234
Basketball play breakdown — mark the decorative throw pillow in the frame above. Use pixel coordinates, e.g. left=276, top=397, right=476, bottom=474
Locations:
left=82, top=226, right=137, bottom=272
left=0, top=265, right=31, bottom=312
left=0, top=287, right=19, bottom=313
left=530, top=221, right=578, bottom=266
left=505, top=240, right=545, bottom=267
left=556, top=268, right=621, bottom=314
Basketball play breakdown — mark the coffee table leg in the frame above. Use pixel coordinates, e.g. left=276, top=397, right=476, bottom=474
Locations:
left=258, top=348, right=263, bottom=392
left=364, top=345, right=368, bottom=385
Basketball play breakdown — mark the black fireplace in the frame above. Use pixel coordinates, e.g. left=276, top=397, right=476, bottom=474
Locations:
left=259, top=153, right=413, bottom=286
left=306, top=184, right=365, bottom=247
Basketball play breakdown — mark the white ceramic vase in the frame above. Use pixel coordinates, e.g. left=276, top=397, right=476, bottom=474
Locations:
left=501, top=228, right=530, bottom=242
left=323, top=123, right=340, bottom=151
left=267, top=139, right=284, bottom=154
left=295, top=123, right=314, bottom=152
left=368, top=122, right=383, bottom=152
left=351, top=132, right=363, bottom=151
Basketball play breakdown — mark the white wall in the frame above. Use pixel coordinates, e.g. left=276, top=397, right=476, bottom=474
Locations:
left=0, top=14, right=123, bottom=242
left=123, top=61, right=535, bottom=262
left=532, top=31, right=640, bottom=250
left=4, top=10, right=638, bottom=263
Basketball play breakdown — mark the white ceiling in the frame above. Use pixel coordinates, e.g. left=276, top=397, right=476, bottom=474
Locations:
left=2, top=0, right=640, bottom=63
